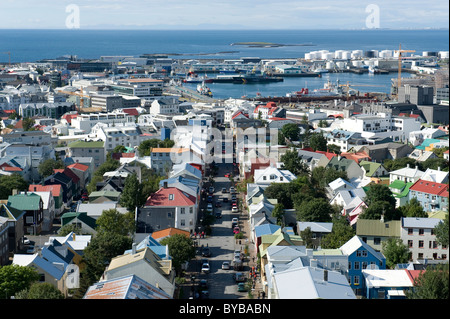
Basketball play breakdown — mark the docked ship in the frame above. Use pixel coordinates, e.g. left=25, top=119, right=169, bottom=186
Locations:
left=197, top=82, right=213, bottom=97
left=232, top=74, right=284, bottom=84
left=183, top=72, right=213, bottom=83
left=286, top=80, right=343, bottom=98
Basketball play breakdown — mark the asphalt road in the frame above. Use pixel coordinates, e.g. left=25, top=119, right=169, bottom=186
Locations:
left=194, top=162, right=249, bottom=299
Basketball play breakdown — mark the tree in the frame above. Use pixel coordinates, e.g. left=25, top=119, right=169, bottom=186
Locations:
left=15, top=282, right=64, bottom=299
left=420, top=158, right=449, bottom=172
left=296, top=197, right=332, bottom=222
left=120, top=173, right=145, bottom=211
left=311, top=166, right=348, bottom=189
left=432, top=147, right=449, bottom=158
left=327, top=144, right=341, bottom=155
left=321, top=215, right=355, bottom=249
left=382, top=238, right=410, bottom=269
left=160, top=234, right=196, bottom=275
left=22, top=117, right=35, bottom=131
left=58, top=223, right=83, bottom=236
left=280, top=150, right=309, bottom=176
left=364, top=183, right=396, bottom=209
left=359, top=200, right=398, bottom=221
left=405, top=264, right=449, bottom=299
left=113, top=145, right=127, bottom=153
left=0, top=265, right=40, bottom=299
left=383, top=158, right=418, bottom=171
left=281, top=123, right=300, bottom=141
left=0, top=174, right=28, bottom=199
left=434, top=213, right=449, bottom=247
left=96, top=208, right=136, bottom=237
left=86, top=158, right=121, bottom=194
left=138, top=138, right=175, bottom=156
left=398, top=198, right=427, bottom=218
left=272, top=203, right=285, bottom=226
left=38, top=158, right=65, bottom=178
left=308, top=133, right=327, bottom=151
left=300, top=227, right=314, bottom=248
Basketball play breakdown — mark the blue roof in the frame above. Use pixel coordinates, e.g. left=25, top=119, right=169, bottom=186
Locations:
left=255, top=223, right=281, bottom=238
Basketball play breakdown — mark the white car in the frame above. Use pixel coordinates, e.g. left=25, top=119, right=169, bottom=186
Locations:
left=201, top=263, right=210, bottom=274
left=222, top=261, right=230, bottom=270
left=232, top=206, right=238, bottom=213
left=231, top=218, right=238, bottom=224
left=230, top=187, right=235, bottom=193
left=206, top=203, right=213, bottom=212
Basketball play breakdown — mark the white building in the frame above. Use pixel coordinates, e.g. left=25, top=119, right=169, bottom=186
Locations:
left=389, top=164, right=425, bottom=184
left=150, top=98, right=180, bottom=116
left=253, top=166, right=296, bottom=185
left=70, top=112, right=135, bottom=133
left=91, top=123, right=147, bottom=152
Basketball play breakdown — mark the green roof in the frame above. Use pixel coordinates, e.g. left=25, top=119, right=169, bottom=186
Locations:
left=0, top=203, right=25, bottom=220
left=7, top=193, right=42, bottom=211
left=356, top=219, right=401, bottom=237
left=68, top=140, right=104, bottom=148
left=61, top=212, right=97, bottom=230
left=89, top=190, right=121, bottom=198
left=389, top=180, right=407, bottom=190
left=360, top=160, right=382, bottom=177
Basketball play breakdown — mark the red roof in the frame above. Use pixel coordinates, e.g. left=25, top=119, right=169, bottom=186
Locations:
left=302, top=147, right=336, bottom=160
left=62, top=112, right=78, bottom=124
left=399, top=113, right=420, bottom=119
left=232, top=111, right=248, bottom=120
left=405, top=269, right=425, bottom=284
left=28, top=184, right=62, bottom=197
left=67, top=163, right=89, bottom=172
left=145, top=187, right=196, bottom=207
left=122, top=108, right=139, bottom=116
left=410, top=179, right=449, bottom=197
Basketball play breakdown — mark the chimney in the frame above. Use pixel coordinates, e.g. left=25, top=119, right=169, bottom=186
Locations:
left=438, top=166, right=441, bottom=171
left=323, top=269, right=328, bottom=282
left=163, top=181, right=168, bottom=189
left=132, top=243, right=137, bottom=255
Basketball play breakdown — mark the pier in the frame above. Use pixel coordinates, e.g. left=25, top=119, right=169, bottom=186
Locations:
left=167, top=85, right=218, bottom=103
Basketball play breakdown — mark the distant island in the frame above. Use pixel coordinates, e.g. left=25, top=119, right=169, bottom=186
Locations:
left=231, top=42, right=315, bottom=47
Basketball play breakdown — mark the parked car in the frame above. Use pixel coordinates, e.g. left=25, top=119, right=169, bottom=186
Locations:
left=222, top=261, right=230, bottom=270
left=224, top=173, right=231, bottom=178
left=201, top=263, right=210, bottom=274
left=233, top=226, right=240, bottom=234
left=207, top=196, right=213, bottom=203
left=232, top=206, right=238, bottom=213
left=221, top=187, right=227, bottom=193
left=26, top=246, right=35, bottom=254
left=230, top=187, right=235, bottom=193
left=206, top=203, right=213, bottom=211
left=237, top=282, right=247, bottom=292
left=233, top=272, right=246, bottom=282
left=23, top=237, right=31, bottom=245
left=215, top=211, right=222, bottom=219
left=231, top=218, right=238, bottom=224
left=208, top=186, right=214, bottom=194
left=202, top=247, right=211, bottom=257
left=223, top=197, right=229, bottom=203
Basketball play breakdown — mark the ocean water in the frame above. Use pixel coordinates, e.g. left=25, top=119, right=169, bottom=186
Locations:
left=1, top=29, right=448, bottom=62
left=0, top=29, right=448, bottom=98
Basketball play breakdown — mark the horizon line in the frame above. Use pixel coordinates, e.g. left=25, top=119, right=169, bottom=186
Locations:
left=0, top=27, right=449, bottom=31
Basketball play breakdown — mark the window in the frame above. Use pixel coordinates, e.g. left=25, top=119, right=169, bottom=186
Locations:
left=374, top=238, right=381, bottom=245
left=354, top=262, right=360, bottom=270
left=181, top=208, right=185, bottom=214
left=419, top=240, right=424, bottom=248
left=362, top=262, right=368, bottom=269
left=169, top=194, right=174, bottom=200
left=419, top=229, right=424, bottom=236
left=180, top=219, right=185, bottom=226
left=348, top=262, right=351, bottom=270
left=190, top=207, right=193, bottom=214
left=408, top=240, right=413, bottom=248
left=354, top=276, right=360, bottom=285
left=408, top=228, right=413, bottom=235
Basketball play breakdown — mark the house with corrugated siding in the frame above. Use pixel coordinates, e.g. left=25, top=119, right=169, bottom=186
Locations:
left=7, top=192, right=43, bottom=235
left=356, top=219, right=402, bottom=252
left=340, top=235, right=386, bottom=296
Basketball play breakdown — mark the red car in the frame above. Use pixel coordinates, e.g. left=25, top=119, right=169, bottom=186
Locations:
left=233, top=226, right=240, bottom=234
left=224, top=173, right=231, bottom=178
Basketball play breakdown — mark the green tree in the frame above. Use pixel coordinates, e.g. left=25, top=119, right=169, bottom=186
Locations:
left=364, top=183, right=396, bottom=209
left=280, top=150, right=309, bottom=176
left=113, top=145, right=127, bottom=153
left=382, top=238, right=410, bottom=269
left=311, top=166, right=348, bottom=188
left=0, top=265, right=40, bottom=299
left=321, top=215, right=355, bottom=249
left=327, top=144, right=341, bottom=155
left=383, top=158, right=419, bottom=171
left=420, top=158, right=449, bottom=172
left=86, top=158, right=121, bottom=194
left=432, top=147, right=449, bottom=158
left=281, top=123, right=300, bottom=141
left=398, top=198, right=427, bottom=218
left=406, top=264, right=449, bottom=299
left=120, top=173, right=145, bottom=212
left=96, top=208, right=136, bottom=237
left=272, top=203, right=285, bottom=226
left=434, top=213, right=449, bottom=247
left=296, top=197, right=332, bottom=222
left=0, top=174, right=28, bottom=199
left=58, top=223, right=83, bottom=236
left=300, top=227, right=314, bottom=248
left=15, top=282, right=64, bottom=299
left=359, top=200, right=399, bottom=221
left=138, top=138, right=175, bottom=156
left=160, top=234, right=196, bottom=275
left=308, top=133, right=327, bottom=151
left=22, top=117, right=35, bottom=131
left=38, top=158, right=65, bottom=178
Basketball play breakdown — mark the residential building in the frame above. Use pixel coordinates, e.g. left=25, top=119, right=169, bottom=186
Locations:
left=151, top=147, right=191, bottom=175
left=61, top=212, right=97, bottom=235
left=43, top=172, right=74, bottom=207
left=0, top=203, right=25, bottom=252
left=340, top=235, right=386, bottom=296
left=67, top=140, right=106, bottom=169
left=0, top=216, right=9, bottom=265
left=356, top=219, right=402, bottom=252
left=400, top=217, right=448, bottom=262
left=358, top=142, right=414, bottom=162
left=389, top=164, right=424, bottom=184
left=7, top=192, right=44, bottom=235
left=0, top=130, right=52, bottom=146
left=92, top=123, right=145, bottom=152
left=362, top=269, right=422, bottom=299
left=18, top=102, right=74, bottom=119
left=359, top=160, right=389, bottom=178
left=32, top=191, right=55, bottom=232
left=388, top=180, right=414, bottom=207
left=420, top=167, right=449, bottom=184
left=70, top=112, right=135, bottom=133
left=28, top=184, right=64, bottom=215
left=100, top=247, right=176, bottom=298
left=111, top=78, right=164, bottom=100
left=138, top=186, right=198, bottom=234
left=83, top=274, right=172, bottom=299
left=150, top=98, right=180, bottom=115
left=408, top=179, right=449, bottom=212
left=90, top=93, right=123, bottom=111
left=67, top=162, right=91, bottom=189
left=253, top=166, right=296, bottom=185
left=297, top=222, right=333, bottom=249
left=324, top=156, right=365, bottom=180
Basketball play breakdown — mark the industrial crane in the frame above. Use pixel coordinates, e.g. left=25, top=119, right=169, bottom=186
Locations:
left=56, top=87, right=90, bottom=109
left=395, top=43, right=415, bottom=96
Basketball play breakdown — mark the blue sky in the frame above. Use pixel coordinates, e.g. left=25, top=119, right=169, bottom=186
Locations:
left=1, top=0, right=448, bottom=29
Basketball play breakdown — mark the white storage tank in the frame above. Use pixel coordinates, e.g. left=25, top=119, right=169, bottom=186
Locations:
left=326, top=61, right=335, bottom=69
left=352, top=60, right=363, bottom=67
left=305, top=53, right=312, bottom=60
left=342, top=51, right=352, bottom=59
left=334, top=50, right=343, bottom=59
left=336, top=62, right=346, bottom=69
left=352, top=50, right=363, bottom=58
